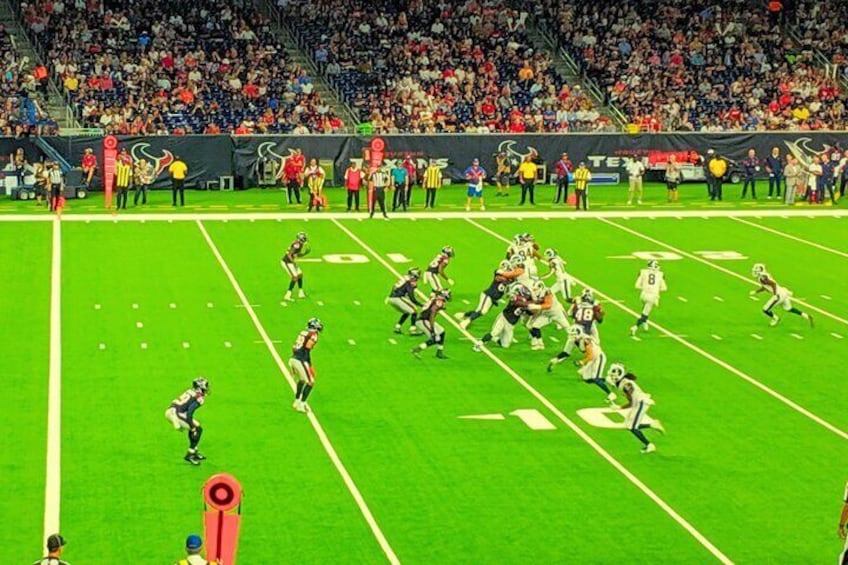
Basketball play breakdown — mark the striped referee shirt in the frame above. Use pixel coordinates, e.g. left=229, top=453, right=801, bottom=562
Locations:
left=48, top=168, right=63, bottom=185
left=370, top=170, right=390, bottom=188
left=116, top=161, right=132, bottom=187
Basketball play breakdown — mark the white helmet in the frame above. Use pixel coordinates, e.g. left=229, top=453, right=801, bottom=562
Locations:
left=498, top=259, right=510, bottom=270
left=544, top=248, right=557, bottom=260
left=647, top=260, right=659, bottom=270
left=531, top=280, right=547, bottom=300
left=568, top=325, right=585, bottom=340
left=607, top=363, right=626, bottom=383
left=752, top=263, right=766, bottom=278
left=580, top=288, right=594, bottom=303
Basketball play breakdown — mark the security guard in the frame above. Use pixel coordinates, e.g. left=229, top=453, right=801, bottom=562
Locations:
left=174, top=534, right=216, bottom=565
left=707, top=150, right=727, bottom=201
left=516, top=155, right=538, bottom=205
left=33, top=533, right=69, bottom=565
left=169, top=155, right=189, bottom=206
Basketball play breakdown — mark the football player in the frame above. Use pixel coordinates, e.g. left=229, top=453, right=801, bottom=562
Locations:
left=282, top=232, right=310, bottom=301
left=630, top=260, right=668, bottom=337
left=837, top=481, right=848, bottom=562
left=165, top=377, right=209, bottom=466
left=540, top=248, right=574, bottom=303
left=526, top=279, right=570, bottom=350
left=568, top=288, right=604, bottom=342
left=387, top=267, right=423, bottom=334
left=457, top=259, right=522, bottom=329
left=290, top=318, right=323, bottom=413
left=749, top=263, right=814, bottom=327
left=473, top=284, right=532, bottom=350
left=423, top=246, right=455, bottom=291
left=412, top=289, right=451, bottom=359
left=548, top=326, right=616, bottom=405
left=606, top=363, right=665, bottom=453
left=506, top=233, right=541, bottom=277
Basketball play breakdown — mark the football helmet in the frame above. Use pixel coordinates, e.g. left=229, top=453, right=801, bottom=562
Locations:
left=407, top=267, right=421, bottom=279
left=520, top=232, right=533, bottom=242
left=509, top=255, right=525, bottom=269
left=438, top=288, right=452, bottom=301
left=296, top=231, right=308, bottom=243
left=607, top=363, right=626, bottom=383
left=580, top=288, right=594, bottom=303
left=498, top=259, right=511, bottom=271
left=544, top=248, right=557, bottom=260
left=531, top=280, right=547, bottom=300
left=192, top=377, right=209, bottom=393
left=514, top=284, right=532, bottom=300
left=307, top=317, right=324, bottom=332
left=647, top=260, right=659, bottom=270
left=512, top=234, right=523, bottom=245
left=751, top=263, right=766, bottom=278
left=568, top=325, right=585, bottom=340
left=442, top=246, right=455, bottom=257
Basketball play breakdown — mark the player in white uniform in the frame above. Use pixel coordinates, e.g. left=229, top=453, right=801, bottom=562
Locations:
left=549, top=326, right=616, bottom=404
left=506, top=233, right=540, bottom=277
left=541, top=248, right=573, bottom=303
left=837, top=481, right=848, bottom=564
left=526, top=280, right=570, bottom=350
left=606, top=363, right=665, bottom=453
left=630, top=260, right=668, bottom=337
left=749, top=263, right=814, bottom=327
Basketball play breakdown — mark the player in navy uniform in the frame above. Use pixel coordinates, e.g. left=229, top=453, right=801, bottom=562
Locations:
left=387, top=267, right=423, bottom=334
left=473, top=284, right=532, bottom=350
left=456, top=259, right=522, bottom=328
left=423, top=246, right=455, bottom=291
left=165, top=377, right=209, bottom=465
left=568, top=288, right=604, bottom=341
left=291, top=318, right=323, bottom=413
left=606, top=363, right=665, bottom=453
left=749, top=263, right=813, bottom=327
left=412, top=289, right=451, bottom=359
left=282, top=232, right=310, bottom=301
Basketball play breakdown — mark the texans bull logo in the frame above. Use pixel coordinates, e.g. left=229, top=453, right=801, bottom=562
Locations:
left=255, top=141, right=299, bottom=180
left=130, top=143, right=174, bottom=178
left=498, top=140, right=539, bottom=167
left=783, top=137, right=838, bottom=168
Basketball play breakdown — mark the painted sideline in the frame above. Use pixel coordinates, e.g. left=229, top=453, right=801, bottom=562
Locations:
left=43, top=219, right=62, bottom=550
left=0, top=208, right=846, bottom=223
left=196, top=220, right=400, bottom=565
left=332, top=218, right=734, bottom=565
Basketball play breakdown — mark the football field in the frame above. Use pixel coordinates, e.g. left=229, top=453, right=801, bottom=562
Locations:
left=2, top=209, right=846, bottom=563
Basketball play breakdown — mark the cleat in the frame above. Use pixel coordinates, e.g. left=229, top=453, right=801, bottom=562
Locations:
left=436, top=350, right=447, bottom=359
left=393, top=325, right=403, bottom=334
left=284, top=291, right=293, bottom=301
left=292, top=400, right=301, bottom=411
left=301, top=402, right=311, bottom=413
left=769, top=314, right=780, bottom=327
left=411, top=347, right=422, bottom=359
left=184, top=454, right=201, bottom=466
left=629, top=325, right=637, bottom=337
left=651, top=420, right=666, bottom=435
left=297, top=289, right=306, bottom=299
left=641, top=443, right=657, bottom=454
left=192, top=452, right=207, bottom=461
left=409, top=326, right=421, bottom=335
left=460, top=318, right=471, bottom=329
left=606, top=392, right=618, bottom=406
left=472, top=341, right=483, bottom=352
left=806, top=313, right=814, bottom=328
left=546, top=358, right=559, bottom=372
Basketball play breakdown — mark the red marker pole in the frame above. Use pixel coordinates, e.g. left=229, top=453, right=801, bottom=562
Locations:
left=203, top=474, right=243, bottom=565
left=102, top=135, right=118, bottom=209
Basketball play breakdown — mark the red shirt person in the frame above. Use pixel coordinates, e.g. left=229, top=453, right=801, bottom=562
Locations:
left=344, top=162, right=364, bottom=212
left=81, top=147, right=97, bottom=187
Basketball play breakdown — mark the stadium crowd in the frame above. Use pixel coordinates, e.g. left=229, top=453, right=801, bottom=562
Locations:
left=20, top=0, right=343, bottom=134
left=0, top=21, right=58, bottom=135
left=534, top=0, right=847, bottom=131
left=283, top=0, right=614, bottom=133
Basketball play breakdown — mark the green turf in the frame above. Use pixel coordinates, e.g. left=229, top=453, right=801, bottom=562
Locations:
left=1, top=181, right=840, bottom=216
left=0, top=223, right=51, bottom=564
left=3, top=212, right=846, bottom=563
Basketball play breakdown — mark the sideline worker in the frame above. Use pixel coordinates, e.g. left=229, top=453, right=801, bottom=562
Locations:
left=169, top=155, right=188, bottom=207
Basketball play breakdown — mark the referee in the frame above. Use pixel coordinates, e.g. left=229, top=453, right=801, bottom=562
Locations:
left=115, top=154, right=132, bottom=210
left=48, top=162, right=64, bottom=213
left=169, top=155, right=188, bottom=206
left=33, top=533, right=69, bottom=565
left=423, top=160, right=442, bottom=209
left=573, top=161, right=591, bottom=210
left=369, top=165, right=390, bottom=219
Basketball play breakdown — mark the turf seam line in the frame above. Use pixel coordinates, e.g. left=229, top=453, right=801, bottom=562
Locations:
left=196, top=220, right=400, bottom=565
left=43, top=218, right=62, bottom=549
left=598, top=218, right=848, bottom=328
left=729, top=217, right=848, bottom=259
left=334, top=217, right=734, bottom=565
left=473, top=217, right=848, bottom=444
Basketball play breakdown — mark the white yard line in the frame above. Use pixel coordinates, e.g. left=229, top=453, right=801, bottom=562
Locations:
left=730, top=217, right=848, bottom=259
left=599, top=218, right=848, bottom=328
left=196, top=220, right=399, bottom=565
left=43, top=219, right=62, bottom=545
left=333, top=218, right=733, bottom=565
left=0, top=208, right=847, bottom=223
left=465, top=218, right=848, bottom=443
